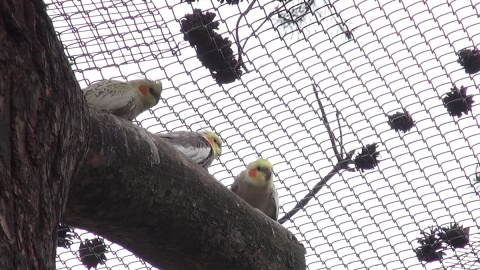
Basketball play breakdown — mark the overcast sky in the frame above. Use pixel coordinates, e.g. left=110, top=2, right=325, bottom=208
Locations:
left=48, top=0, right=480, bottom=269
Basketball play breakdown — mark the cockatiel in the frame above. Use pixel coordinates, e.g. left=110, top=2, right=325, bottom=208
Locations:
left=231, top=158, right=279, bottom=220
left=82, top=79, right=162, bottom=120
left=157, top=130, right=222, bottom=169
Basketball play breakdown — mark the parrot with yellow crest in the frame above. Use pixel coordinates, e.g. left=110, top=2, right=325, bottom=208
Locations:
left=231, top=158, right=279, bottom=220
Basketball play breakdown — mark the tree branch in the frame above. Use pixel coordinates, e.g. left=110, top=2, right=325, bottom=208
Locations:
left=278, top=85, right=355, bottom=223
left=234, top=0, right=256, bottom=72
left=314, top=86, right=341, bottom=162
left=278, top=167, right=336, bottom=224
left=65, top=109, right=306, bottom=270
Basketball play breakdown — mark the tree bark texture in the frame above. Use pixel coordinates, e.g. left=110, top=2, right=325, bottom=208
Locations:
left=66, top=110, right=306, bottom=270
left=0, top=0, right=89, bottom=269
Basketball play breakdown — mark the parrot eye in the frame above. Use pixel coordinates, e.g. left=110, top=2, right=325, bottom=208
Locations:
left=148, top=87, right=161, bottom=101
left=212, top=137, right=220, bottom=145
left=256, top=166, right=261, bottom=171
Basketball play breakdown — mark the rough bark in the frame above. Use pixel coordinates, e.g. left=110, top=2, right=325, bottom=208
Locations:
left=0, top=0, right=88, bottom=269
left=65, top=110, right=306, bottom=270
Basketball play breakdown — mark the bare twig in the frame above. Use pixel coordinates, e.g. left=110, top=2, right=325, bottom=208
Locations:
left=234, top=0, right=257, bottom=72
left=243, top=6, right=281, bottom=48
left=336, top=111, right=343, bottom=157
left=278, top=149, right=354, bottom=224
left=234, top=1, right=285, bottom=72
left=278, top=85, right=354, bottom=224
left=278, top=167, right=337, bottom=224
left=313, top=85, right=341, bottom=162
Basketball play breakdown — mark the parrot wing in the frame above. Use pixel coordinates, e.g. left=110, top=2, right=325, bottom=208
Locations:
left=230, top=170, right=245, bottom=193
left=157, top=131, right=213, bottom=168
left=83, top=80, right=140, bottom=120
left=270, top=186, right=279, bottom=220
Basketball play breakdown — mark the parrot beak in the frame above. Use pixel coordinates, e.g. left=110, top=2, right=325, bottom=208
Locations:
left=262, top=168, right=272, bottom=183
left=151, top=90, right=161, bottom=103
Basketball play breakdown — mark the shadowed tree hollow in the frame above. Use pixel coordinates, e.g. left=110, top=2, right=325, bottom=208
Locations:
left=0, top=0, right=306, bottom=269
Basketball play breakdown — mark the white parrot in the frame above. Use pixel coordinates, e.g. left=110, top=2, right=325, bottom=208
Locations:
left=83, top=79, right=162, bottom=120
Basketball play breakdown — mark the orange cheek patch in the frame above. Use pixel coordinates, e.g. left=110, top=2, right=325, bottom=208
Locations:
left=138, top=85, right=148, bottom=95
left=206, top=136, right=214, bottom=144
left=248, top=169, right=257, bottom=178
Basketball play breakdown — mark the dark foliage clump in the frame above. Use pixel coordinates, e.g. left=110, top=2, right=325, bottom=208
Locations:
left=180, top=9, right=243, bottom=85
left=78, top=238, right=108, bottom=269
left=415, top=223, right=470, bottom=264
left=415, top=227, right=445, bottom=263
left=387, top=110, right=414, bottom=133
left=457, top=48, right=480, bottom=74
left=57, top=223, right=75, bottom=248
left=438, top=223, right=470, bottom=249
left=442, top=85, right=474, bottom=118
left=354, top=143, right=380, bottom=172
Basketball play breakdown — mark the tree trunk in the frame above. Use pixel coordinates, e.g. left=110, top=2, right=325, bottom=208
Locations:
left=0, top=0, right=89, bottom=268
left=65, top=109, right=306, bottom=270
left=0, top=0, right=305, bottom=269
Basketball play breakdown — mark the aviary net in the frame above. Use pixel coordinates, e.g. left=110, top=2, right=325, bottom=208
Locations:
left=49, top=0, right=480, bottom=269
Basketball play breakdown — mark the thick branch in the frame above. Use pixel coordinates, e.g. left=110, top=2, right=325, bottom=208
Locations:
left=0, top=0, right=88, bottom=268
left=65, top=109, right=306, bottom=270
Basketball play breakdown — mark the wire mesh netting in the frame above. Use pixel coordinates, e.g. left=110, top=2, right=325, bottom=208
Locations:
left=46, top=0, right=480, bottom=269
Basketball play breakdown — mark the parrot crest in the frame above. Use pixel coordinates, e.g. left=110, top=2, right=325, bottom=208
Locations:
left=201, top=131, right=222, bottom=159
left=245, top=158, right=273, bottom=188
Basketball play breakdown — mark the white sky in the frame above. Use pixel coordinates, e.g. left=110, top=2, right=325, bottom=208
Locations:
left=47, top=0, right=480, bottom=269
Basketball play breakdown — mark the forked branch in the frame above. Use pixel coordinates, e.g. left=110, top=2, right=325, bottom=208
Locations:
left=278, top=85, right=354, bottom=224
